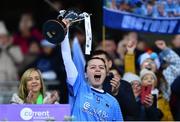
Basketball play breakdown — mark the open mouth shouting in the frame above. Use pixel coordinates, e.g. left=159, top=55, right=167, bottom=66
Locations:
left=94, top=74, right=101, bottom=82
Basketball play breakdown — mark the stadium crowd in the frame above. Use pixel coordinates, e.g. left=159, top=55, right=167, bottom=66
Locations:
left=105, top=0, right=180, bottom=18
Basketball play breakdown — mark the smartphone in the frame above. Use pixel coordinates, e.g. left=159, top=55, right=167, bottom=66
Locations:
left=103, top=73, right=114, bottom=93
left=141, top=85, right=152, bottom=104
left=106, top=72, right=114, bottom=81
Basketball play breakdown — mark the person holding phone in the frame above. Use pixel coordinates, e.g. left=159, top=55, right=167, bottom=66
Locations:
left=125, top=37, right=176, bottom=120
left=139, top=68, right=162, bottom=120
left=10, top=68, right=59, bottom=104
left=123, top=70, right=162, bottom=120
left=140, top=69, right=158, bottom=106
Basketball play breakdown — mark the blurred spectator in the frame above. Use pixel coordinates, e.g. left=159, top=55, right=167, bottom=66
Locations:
left=155, top=40, right=180, bottom=100
left=143, top=1, right=155, bottom=17
left=13, top=13, right=43, bottom=54
left=117, top=34, right=128, bottom=67
left=18, top=40, right=41, bottom=77
left=123, top=32, right=145, bottom=73
left=117, top=32, right=139, bottom=69
left=172, top=35, right=180, bottom=56
left=139, top=51, right=160, bottom=73
left=122, top=72, right=141, bottom=98
left=118, top=1, right=132, bottom=12
left=136, top=38, right=148, bottom=52
left=0, top=21, right=23, bottom=81
left=31, top=39, right=57, bottom=81
left=154, top=2, right=167, bottom=17
left=103, top=37, right=122, bottom=68
left=133, top=1, right=144, bottom=15
left=165, top=0, right=177, bottom=17
left=111, top=0, right=118, bottom=9
left=175, top=0, right=180, bottom=16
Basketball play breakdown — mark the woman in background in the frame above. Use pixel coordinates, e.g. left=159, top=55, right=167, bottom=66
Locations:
left=10, top=68, right=59, bottom=104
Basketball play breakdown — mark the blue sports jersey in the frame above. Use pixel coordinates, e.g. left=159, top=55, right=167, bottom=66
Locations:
left=62, top=33, right=123, bottom=121
left=68, top=74, right=123, bottom=121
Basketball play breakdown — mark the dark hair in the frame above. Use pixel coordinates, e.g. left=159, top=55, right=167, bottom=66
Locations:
left=85, top=57, right=107, bottom=72
left=110, top=66, right=123, bottom=77
left=147, top=1, right=154, bottom=6
left=91, top=50, right=112, bottom=61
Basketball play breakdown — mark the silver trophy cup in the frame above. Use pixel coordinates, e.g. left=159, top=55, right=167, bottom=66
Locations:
left=43, top=9, right=85, bottom=45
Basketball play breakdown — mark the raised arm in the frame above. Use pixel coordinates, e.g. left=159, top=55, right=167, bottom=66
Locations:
left=125, top=39, right=136, bottom=74
left=61, top=31, right=78, bottom=86
left=155, top=40, right=180, bottom=85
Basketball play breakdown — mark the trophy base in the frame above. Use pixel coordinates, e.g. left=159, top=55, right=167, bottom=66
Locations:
left=43, top=20, right=67, bottom=45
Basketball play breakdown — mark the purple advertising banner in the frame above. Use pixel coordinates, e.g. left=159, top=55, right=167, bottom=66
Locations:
left=0, top=104, right=70, bottom=121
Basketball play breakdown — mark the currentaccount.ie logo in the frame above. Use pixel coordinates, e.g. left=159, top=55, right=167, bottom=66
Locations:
left=20, top=107, right=50, bottom=120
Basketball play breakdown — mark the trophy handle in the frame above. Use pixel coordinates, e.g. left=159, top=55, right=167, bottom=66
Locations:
left=43, top=19, right=67, bottom=45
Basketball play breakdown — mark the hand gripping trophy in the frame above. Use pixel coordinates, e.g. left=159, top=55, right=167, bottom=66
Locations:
left=43, top=9, right=92, bottom=53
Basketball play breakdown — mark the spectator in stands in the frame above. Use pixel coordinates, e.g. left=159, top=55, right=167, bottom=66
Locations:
left=124, top=38, right=175, bottom=120
left=140, top=69, right=162, bottom=120
left=61, top=24, right=123, bottom=120
left=27, top=39, right=68, bottom=104
left=143, top=1, right=155, bottom=17
left=154, top=2, right=168, bottom=17
left=123, top=70, right=162, bottom=120
left=118, top=1, right=132, bottom=12
left=18, top=40, right=41, bottom=77
left=103, top=38, right=117, bottom=58
left=155, top=40, right=180, bottom=100
left=103, top=37, right=123, bottom=71
left=175, top=0, right=180, bottom=16
left=122, top=72, right=141, bottom=99
left=0, top=21, right=23, bottom=81
left=117, top=34, right=128, bottom=68
left=123, top=32, right=145, bottom=73
left=139, top=50, right=160, bottom=73
left=133, top=0, right=145, bottom=16
left=172, top=35, right=180, bottom=56
left=10, top=68, right=59, bottom=104
left=32, top=39, right=57, bottom=81
left=13, top=13, right=43, bottom=54
left=165, top=0, right=177, bottom=17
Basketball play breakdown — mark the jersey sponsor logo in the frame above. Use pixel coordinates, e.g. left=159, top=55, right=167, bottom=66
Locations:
left=83, top=102, right=90, bottom=110
left=82, top=101, right=108, bottom=120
